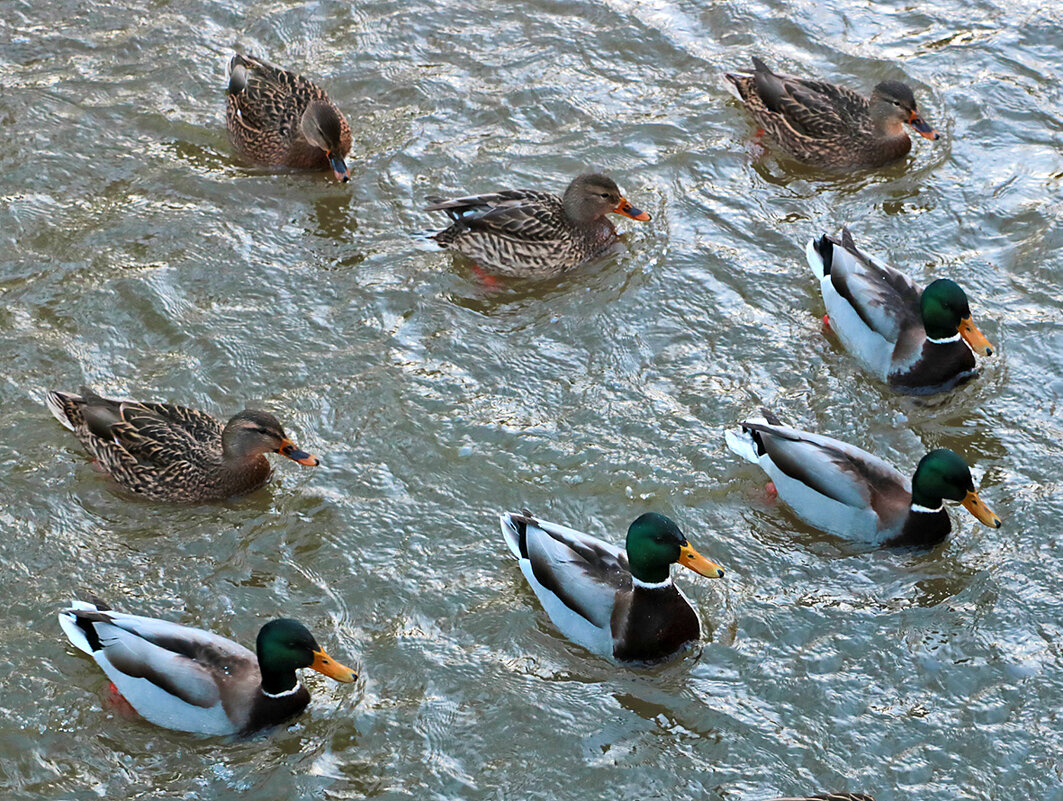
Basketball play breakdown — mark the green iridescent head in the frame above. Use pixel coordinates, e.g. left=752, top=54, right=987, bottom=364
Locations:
left=911, top=449, right=1001, bottom=528
left=256, top=618, right=356, bottom=693
left=920, top=279, right=993, bottom=355
left=624, top=513, right=725, bottom=584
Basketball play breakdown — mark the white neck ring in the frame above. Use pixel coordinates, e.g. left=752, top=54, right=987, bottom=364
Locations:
left=926, top=333, right=962, bottom=345
left=910, top=502, right=944, bottom=514
left=632, top=576, right=673, bottom=590
left=261, top=683, right=301, bottom=699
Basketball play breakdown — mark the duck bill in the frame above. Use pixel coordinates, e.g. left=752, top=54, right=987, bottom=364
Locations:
left=278, top=439, right=320, bottom=466
left=678, top=541, right=725, bottom=578
left=310, top=649, right=357, bottom=683
left=612, top=197, right=651, bottom=222
left=961, top=490, right=1001, bottom=528
left=328, top=153, right=350, bottom=183
left=907, top=110, right=940, bottom=140
left=959, top=316, right=993, bottom=356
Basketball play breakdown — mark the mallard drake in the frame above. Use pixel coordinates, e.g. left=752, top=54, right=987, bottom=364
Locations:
left=499, top=511, right=725, bottom=663
left=59, top=598, right=356, bottom=736
left=724, top=57, right=939, bottom=169
left=806, top=228, right=992, bottom=394
left=725, top=412, right=1001, bottom=548
left=226, top=53, right=352, bottom=182
left=426, top=173, right=651, bottom=278
left=45, top=388, right=319, bottom=503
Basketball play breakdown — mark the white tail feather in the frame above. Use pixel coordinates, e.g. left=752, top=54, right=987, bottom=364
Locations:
left=58, top=600, right=100, bottom=654
left=44, top=391, right=78, bottom=431
left=806, top=237, right=827, bottom=279
left=725, top=415, right=769, bottom=463
left=499, top=513, right=522, bottom=559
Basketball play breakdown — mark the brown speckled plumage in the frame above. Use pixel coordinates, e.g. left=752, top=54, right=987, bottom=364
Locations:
left=46, top=389, right=318, bottom=503
left=426, top=173, right=650, bottom=278
left=226, top=53, right=352, bottom=179
left=725, top=58, right=939, bottom=169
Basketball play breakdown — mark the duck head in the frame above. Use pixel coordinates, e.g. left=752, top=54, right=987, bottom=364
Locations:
left=222, top=410, right=320, bottom=466
left=625, top=513, right=725, bottom=585
left=300, top=100, right=350, bottom=182
left=562, top=173, right=651, bottom=225
left=870, top=81, right=939, bottom=141
left=921, top=278, right=993, bottom=355
left=256, top=618, right=356, bottom=695
left=911, top=449, right=1001, bottom=528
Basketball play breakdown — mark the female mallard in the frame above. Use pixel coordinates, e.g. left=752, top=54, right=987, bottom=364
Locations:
left=725, top=412, right=1001, bottom=548
left=499, top=511, right=725, bottom=663
left=426, top=173, right=651, bottom=278
left=807, top=228, right=992, bottom=395
left=45, top=388, right=319, bottom=503
left=226, top=53, right=352, bottom=182
left=724, top=57, right=939, bottom=169
left=59, top=598, right=356, bottom=736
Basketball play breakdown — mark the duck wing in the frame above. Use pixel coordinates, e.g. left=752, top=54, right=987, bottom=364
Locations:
left=228, top=54, right=323, bottom=138
left=749, top=59, right=851, bottom=140
left=92, top=398, right=221, bottom=468
left=426, top=190, right=565, bottom=242
left=59, top=601, right=257, bottom=735
left=738, top=418, right=910, bottom=525
left=500, top=512, right=628, bottom=655
left=822, top=229, right=922, bottom=344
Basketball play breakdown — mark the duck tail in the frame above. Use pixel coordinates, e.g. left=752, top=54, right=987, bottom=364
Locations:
left=806, top=234, right=833, bottom=279
left=725, top=426, right=759, bottom=463
left=725, top=411, right=777, bottom=463
left=58, top=599, right=105, bottom=654
left=500, top=509, right=537, bottom=559
left=45, top=390, right=80, bottom=431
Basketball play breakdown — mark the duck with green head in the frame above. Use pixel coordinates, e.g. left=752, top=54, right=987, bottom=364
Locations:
left=59, top=599, right=356, bottom=736
left=807, top=228, right=993, bottom=395
left=500, top=510, right=725, bottom=663
left=724, top=57, right=939, bottom=169
left=725, top=411, right=1001, bottom=548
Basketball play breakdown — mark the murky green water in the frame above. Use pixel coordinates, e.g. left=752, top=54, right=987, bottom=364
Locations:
left=1, top=0, right=1061, bottom=798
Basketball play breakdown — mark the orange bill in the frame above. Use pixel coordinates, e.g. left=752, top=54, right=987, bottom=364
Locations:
left=959, top=316, right=993, bottom=356
left=278, top=439, right=320, bottom=466
left=678, top=541, right=725, bottom=578
left=310, top=649, right=357, bottom=682
left=612, top=196, right=651, bottom=222
left=908, top=109, right=940, bottom=140
left=961, top=489, right=1001, bottom=528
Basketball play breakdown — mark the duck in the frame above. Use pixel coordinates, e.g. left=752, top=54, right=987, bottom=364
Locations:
left=725, top=411, right=1001, bottom=548
left=806, top=228, right=993, bottom=395
left=59, top=598, right=356, bottom=736
left=426, top=173, right=651, bottom=278
left=499, top=510, right=725, bottom=663
left=724, top=57, right=939, bottom=169
left=45, top=388, right=319, bottom=503
left=226, top=53, right=352, bottom=182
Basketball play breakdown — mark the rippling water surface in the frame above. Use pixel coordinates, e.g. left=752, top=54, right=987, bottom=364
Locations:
left=1, top=0, right=1062, bottom=798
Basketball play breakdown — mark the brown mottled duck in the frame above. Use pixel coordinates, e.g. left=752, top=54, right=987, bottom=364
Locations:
left=226, top=53, right=352, bottom=182
left=46, top=388, right=319, bottom=502
left=725, top=57, right=939, bottom=169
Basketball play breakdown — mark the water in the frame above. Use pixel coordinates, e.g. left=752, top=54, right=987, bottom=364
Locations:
left=1, top=0, right=1061, bottom=798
